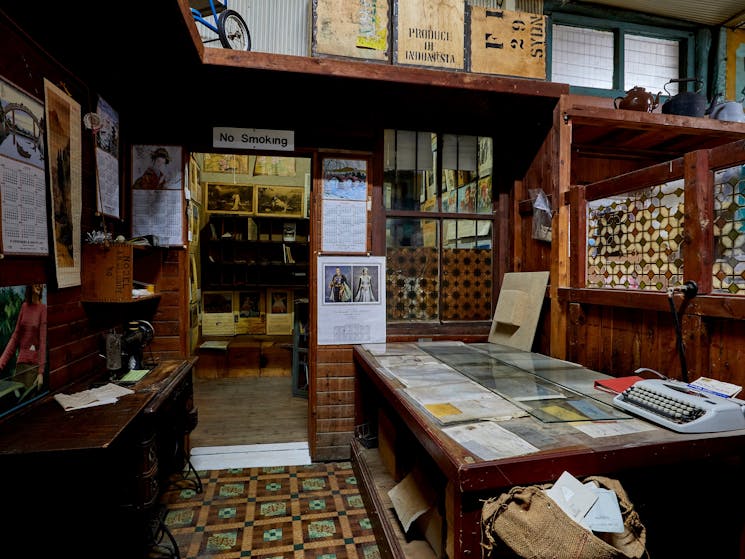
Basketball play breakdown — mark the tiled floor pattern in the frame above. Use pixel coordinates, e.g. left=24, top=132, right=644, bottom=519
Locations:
left=156, top=462, right=381, bottom=559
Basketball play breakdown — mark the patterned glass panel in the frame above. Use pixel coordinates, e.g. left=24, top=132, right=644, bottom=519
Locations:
left=713, top=164, right=745, bottom=294
left=440, top=248, right=493, bottom=321
left=386, top=247, right=440, bottom=321
left=587, top=180, right=685, bottom=290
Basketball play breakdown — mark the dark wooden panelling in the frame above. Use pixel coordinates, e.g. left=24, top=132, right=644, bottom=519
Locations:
left=0, top=14, right=189, bottom=422
left=315, top=344, right=357, bottom=460
left=316, top=417, right=356, bottom=434
left=316, top=390, right=355, bottom=407
left=316, top=376, right=355, bottom=392
left=316, top=404, right=355, bottom=420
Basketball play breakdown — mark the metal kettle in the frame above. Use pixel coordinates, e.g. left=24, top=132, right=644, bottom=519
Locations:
left=706, top=93, right=745, bottom=123
left=661, top=78, right=708, bottom=117
left=614, top=86, right=660, bottom=112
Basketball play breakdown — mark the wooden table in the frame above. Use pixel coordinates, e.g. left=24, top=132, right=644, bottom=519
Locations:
left=352, top=342, right=745, bottom=559
left=0, top=358, right=198, bottom=559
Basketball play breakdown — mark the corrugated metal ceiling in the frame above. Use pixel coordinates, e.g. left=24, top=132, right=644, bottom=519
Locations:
left=578, top=0, right=745, bottom=28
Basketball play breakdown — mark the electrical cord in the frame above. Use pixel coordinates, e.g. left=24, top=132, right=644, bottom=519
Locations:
left=666, top=280, right=698, bottom=384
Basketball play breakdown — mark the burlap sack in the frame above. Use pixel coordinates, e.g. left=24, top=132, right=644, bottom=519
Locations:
left=480, top=476, right=647, bottom=559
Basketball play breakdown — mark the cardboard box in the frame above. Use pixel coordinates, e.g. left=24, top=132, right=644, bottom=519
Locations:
left=388, top=466, right=444, bottom=559
left=81, top=244, right=133, bottom=302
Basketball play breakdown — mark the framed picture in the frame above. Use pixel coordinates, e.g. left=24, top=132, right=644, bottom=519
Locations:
left=234, top=290, right=265, bottom=335
left=0, top=283, right=49, bottom=419
left=237, top=290, right=262, bottom=318
left=266, top=289, right=294, bottom=335
left=256, top=185, right=305, bottom=217
left=202, top=291, right=234, bottom=336
left=189, top=154, right=202, bottom=204
left=203, top=153, right=250, bottom=174
left=268, top=289, right=290, bottom=314
left=206, top=183, right=255, bottom=214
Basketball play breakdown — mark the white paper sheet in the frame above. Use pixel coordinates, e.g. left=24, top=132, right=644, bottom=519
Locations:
left=443, top=421, right=540, bottom=461
left=54, top=383, right=133, bottom=411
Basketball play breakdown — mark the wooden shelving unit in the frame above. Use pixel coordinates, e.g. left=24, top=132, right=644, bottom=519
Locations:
left=201, top=215, right=310, bottom=290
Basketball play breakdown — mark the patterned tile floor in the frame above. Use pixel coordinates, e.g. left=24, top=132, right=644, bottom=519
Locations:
left=153, top=462, right=381, bottom=559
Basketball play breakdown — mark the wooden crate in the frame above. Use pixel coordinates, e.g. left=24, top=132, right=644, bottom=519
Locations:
left=228, top=340, right=262, bottom=377
left=81, top=244, right=133, bottom=302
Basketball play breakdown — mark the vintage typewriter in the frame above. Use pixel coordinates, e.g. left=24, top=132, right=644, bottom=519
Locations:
left=612, top=378, right=745, bottom=433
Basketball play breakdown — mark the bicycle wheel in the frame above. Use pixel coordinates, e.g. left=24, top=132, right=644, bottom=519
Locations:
left=217, top=9, right=251, bottom=50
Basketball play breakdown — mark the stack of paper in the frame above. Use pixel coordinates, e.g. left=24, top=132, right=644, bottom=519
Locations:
left=54, top=383, right=134, bottom=411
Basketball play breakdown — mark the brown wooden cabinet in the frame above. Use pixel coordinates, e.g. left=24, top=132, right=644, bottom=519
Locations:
left=0, top=359, right=198, bottom=558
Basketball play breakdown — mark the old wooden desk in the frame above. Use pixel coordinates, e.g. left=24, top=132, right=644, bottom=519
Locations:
left=0, top=358, right=198, bottom=558
left=352, top=342, right=745, bottom=558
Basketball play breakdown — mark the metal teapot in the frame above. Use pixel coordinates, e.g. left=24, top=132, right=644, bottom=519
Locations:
left=661, top=78, right=708, bottom=117
left=706, top=93, right=745, bottom=123
left=614, top=86, right=660, bottom=112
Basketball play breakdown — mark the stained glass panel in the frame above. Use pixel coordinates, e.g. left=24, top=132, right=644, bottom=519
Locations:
left=586, top=180, right=685, bottom=290
left=713, top=164, right=745, bottom=294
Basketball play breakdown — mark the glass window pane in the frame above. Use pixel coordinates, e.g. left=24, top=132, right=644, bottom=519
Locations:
left=385, top=130, right=437, bottom=211
left=458, top=135, right=478, bottom=172
left=443, top=134, right=479, bottom=214
left=551, top=24, right=614, bottom=89
left=384, top=130, right=495, bottom=324
left=477, top=175, right=492, bottom=214
left=476, top=137, right=493, bottom=214
left=386, top=218, right=440, bottom=321
left=396, top=130, right=416, bottom=169
left=624, top=35, right=680, bottom=94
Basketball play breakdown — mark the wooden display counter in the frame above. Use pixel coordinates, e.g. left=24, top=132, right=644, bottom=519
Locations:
left=353, top=342, right=745, bottom=558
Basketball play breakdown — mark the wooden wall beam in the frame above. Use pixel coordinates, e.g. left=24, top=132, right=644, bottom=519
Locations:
left=683, top=149, right=713, bottom=293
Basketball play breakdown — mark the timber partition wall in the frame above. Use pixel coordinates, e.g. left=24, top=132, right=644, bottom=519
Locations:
left=563, top=138, right=745, bottom=387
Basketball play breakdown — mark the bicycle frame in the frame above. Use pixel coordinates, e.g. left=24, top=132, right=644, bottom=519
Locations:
left=190, top=0, right=226, bottom=34
left=190, top=0, right=251, bottom=51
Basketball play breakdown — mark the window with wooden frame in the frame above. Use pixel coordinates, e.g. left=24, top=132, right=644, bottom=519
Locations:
left=383, top=130, right=495, bottom=323
left=548, top=12, right=695, bottom=100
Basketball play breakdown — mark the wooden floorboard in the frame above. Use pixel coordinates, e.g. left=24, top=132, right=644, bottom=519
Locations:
left=189, top=375, right=308, bottom=448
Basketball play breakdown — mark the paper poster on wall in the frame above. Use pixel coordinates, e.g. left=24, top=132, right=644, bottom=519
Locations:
left=317, top=255, right=386, bottom=345
left=0, top=77, right=48, bottom=256
left=322, top=199, right=368, bottom=252
left=94, top=95, right=120, bottom=218
left=321, top=157, right=369, bottom=253
left=131, top=144, right=184, bottom=246
left=44, top=79, right=82, bottom=288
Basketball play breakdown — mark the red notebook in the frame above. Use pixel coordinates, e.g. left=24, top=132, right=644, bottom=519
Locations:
left=594, top=375, right=645, bottom=395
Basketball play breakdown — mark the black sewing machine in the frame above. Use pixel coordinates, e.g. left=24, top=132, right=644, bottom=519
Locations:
left=105, top=320, right=155, bottom=379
